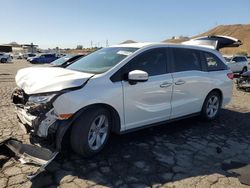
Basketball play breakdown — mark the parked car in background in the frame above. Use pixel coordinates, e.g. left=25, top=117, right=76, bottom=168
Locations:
left=29, top=53, right=59, bottom=64
left=224, top=55, right=248, bottom=73
left=15, top=53, right=24, bottom=59
left=50, top=54, right=85, bottom=68
left=23, top=53, right=36, bottom=59
left=0, top=52, right=12, bottom=63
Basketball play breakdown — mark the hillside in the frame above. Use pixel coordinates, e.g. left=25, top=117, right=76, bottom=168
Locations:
left=120, top=40, right=137, bottom=44
left=164, top=24, right=250, bottom=55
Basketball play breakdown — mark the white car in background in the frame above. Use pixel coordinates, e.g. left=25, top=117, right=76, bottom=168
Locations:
left=224, top=55, right=248, bottom=73
left=0, top=52, right=12, bottom=63
left=2, top=35, right=241, bottom=179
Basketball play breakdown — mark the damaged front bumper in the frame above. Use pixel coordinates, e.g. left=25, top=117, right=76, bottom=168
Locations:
left=0, top=139, right=58, bottom=179
left=16, top=106, right=57, bottom=138
left=0, top=88, right=72, bottom=179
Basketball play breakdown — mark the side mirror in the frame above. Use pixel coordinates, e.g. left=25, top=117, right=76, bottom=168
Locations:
left=128, top=70, right=148, bottom=84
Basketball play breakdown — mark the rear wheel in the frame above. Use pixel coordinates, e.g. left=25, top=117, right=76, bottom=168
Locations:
left=201, top=91, right=221, bottom=121
left=70, top=107, right=111, bottom=157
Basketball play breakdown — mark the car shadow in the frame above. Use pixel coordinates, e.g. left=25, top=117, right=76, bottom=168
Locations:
left=30, top=107, right=250, bottom=187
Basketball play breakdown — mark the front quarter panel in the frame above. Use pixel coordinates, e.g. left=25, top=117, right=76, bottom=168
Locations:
left=53, top=75, right=125, bottom=131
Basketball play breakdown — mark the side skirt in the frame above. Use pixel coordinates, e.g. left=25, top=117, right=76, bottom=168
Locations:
left=119, top=112, right=200, bottom=135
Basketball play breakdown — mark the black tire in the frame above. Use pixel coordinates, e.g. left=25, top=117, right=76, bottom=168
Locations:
left=70, top=107, right=111, bottom=157
left=201, top=91, right=222, bottom=121
left=1, top=58, right=7, bottom=63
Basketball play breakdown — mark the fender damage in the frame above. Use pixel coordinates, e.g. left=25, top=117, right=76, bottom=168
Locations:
left=0, top=67, right=94, bottom=179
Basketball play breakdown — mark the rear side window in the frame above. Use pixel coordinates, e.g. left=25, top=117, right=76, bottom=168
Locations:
left=125, top=48, right=167, bottom=76
left=202, top=52, right=228, bottom=71
left=239, top=57, right=247, bottom=62
left=172, top=48, right=202, bottom=72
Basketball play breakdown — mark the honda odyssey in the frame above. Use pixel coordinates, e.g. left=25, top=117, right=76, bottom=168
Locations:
left=3, top=35, right=241, bottom=178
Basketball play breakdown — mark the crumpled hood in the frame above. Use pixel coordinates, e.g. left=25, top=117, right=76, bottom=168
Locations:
left=16, top=67, right=94, bottom=94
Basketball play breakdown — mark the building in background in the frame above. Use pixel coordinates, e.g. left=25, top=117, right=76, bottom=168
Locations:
left=0, top=45, right=12, bottom=52
left=22, top=43, right=38, bottom=53
left=0, top=42, right=38, bottom=54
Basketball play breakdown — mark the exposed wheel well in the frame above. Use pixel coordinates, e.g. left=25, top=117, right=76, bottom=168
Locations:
left=57, top=103, right=121, bottom=151
left=207, top=88, right=223, bottom=106
left=72, top=103, right=121, bottom=134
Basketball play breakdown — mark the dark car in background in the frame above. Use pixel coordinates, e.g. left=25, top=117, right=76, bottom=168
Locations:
left=24, top=53, right=36, bottom=59
left=50, top=54, right=85, bottom=68
left=29, top=53, right=59, bottom=64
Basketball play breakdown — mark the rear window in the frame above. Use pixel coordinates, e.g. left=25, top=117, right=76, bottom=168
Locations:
left=202, top=52, right=228, bottom=71
left=172, top=48, right=202, bottom=72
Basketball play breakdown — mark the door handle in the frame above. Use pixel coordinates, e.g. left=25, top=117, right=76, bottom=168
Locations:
left=175, top=80, right=185, bottom=85
left=160, top=82, right=172, bottom=88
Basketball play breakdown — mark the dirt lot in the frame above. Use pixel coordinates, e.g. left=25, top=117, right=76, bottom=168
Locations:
left=0, top=60, right=250, bottom=188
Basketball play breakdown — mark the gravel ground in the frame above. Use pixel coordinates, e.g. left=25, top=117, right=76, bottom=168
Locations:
left=0, top=60, right=250, bottom=188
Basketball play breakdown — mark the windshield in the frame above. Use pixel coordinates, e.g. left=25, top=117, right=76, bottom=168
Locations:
left=67, top=47, right=138, bottom=74
left=51, top=55, right=73, bottom=65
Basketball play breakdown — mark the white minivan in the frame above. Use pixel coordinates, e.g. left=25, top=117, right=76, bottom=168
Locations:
left=4, top=36, right=241, bottom=178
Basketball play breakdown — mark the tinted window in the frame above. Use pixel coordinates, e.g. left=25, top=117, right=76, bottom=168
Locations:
left=203, top=52, right=227, bottom=71
left=173, top=48, right=201, bottom=72
left=46, top=54, right=55, bottom=58
left=240, top=57, right=247, bottom=62
left=124, top=48, right=167, bottom=76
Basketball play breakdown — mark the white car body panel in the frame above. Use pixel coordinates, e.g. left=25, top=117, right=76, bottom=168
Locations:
left=15, top=67, right=93, bottom=94
left=53, top=75, right=126, bottom=131
left=171, top=71, right=213, bottom=118
left=122, top=73, right=173, bottom=130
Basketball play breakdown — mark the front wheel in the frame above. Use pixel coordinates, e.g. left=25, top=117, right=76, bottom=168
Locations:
left=70, top=108, right=111, bottom=157
left=201, top=91, right=221, bottom=121
left=1, top=58, right=7, bottom=63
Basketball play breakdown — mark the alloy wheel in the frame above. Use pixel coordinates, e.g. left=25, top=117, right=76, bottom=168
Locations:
left=88, top=114, right=109, bottom=150
left=206, top=95, right=219, bottom=118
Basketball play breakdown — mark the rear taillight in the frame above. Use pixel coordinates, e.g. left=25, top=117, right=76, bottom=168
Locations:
left=227, top=73, right=234, bottom=80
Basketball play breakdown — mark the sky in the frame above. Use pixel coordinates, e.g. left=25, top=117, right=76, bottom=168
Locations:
left=0, top=0, right=250, bottom=49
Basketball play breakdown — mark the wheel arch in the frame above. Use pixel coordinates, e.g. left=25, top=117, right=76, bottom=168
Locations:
left=55, top=103, right=121, bottom=151
left=205, top=88, right=223, bottom=106
left=76, top=103, right=121, bottom=134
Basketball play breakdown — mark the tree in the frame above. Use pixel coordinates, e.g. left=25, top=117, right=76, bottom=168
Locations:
left=76, top=45, right=83, bottom=50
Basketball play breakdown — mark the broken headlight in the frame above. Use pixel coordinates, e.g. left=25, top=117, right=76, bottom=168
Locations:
left=28, top=94, right=57, bottom=104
